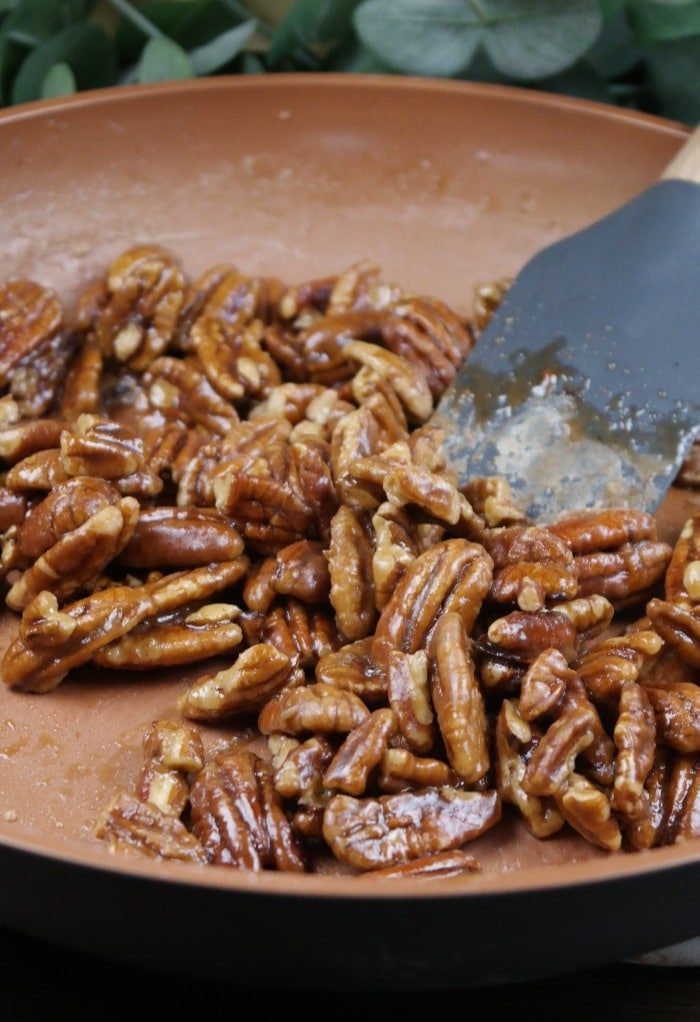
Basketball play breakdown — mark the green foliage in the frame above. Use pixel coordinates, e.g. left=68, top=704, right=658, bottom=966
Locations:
left=0, top=0, right=697, bottom=122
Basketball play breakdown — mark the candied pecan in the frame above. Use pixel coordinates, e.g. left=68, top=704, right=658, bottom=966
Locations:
left=611, top=680, right=656, bottom=821
left=518, top=647, right=575, bottom=721
left=656, top=752, right=700, bottom=844
left=189, top=749, right=307, bottom=871
left=471, top=277, right=511, bottom=333
left=662, top=514, right=700, bottom=603
left=58, top=338, right=103, bottom=419
left=643, top=680, right=700, bottom=753
left=93, top=245, right=186, bottom=371
left=430, top=613, right=489, bottom=784
left=212, top=470, right=313, bottom=553
left=323, top=707, right=398, bottom=795
left=575, top=629, right=664, bottom=703
left=486, top=608, right=578, bottom=662
left=60, top=414, right=144, bottom=480
left=344, top=339, right=433, bottom=423
left=380, top=296, right=474, bottom=398
left=0, top=416, right=65, bottom=466
left=376, top=747, right=460, bottom=792
left=261, top=599, right=341, bottom=674
left=270, top=734, right=335, bottom=803
left=485, top=524, right=577, bottom=611
left=322, top=786, right=501, bottom=871
left=370, top=501, right=421, bottom=611
left=495, top=700, right=564, bottom=839
left=326, top=504, right=377, bottom=641
left=573, top=540, right=671, bottom=606
left=286, top=437, right=338, bottom=542
left=383, top=462, right=475, bottom=529
left=142, top=355, right=240, bottom=435
left=315, top=635, right=387, bottom=706
left=555, top=774, right=622, bottom=852
left=269, top=539, right=330, bottom=604
left=93, top=602, right=244, bottom=670
left=258, top=681, right=371, bottom=737
left=6, top=495, right=140, bottom=610
left=136, top=720, right=205, bottom=816
left=177, top=642, right=292, bottom=721
left=646, top=597, right=700, bottom=669
left=365, top=848, right=480, bottom=880
left=188, top=269, right=282, bottom=401
left=522, top=704, right=597, bottom=797
left=547, top=507, right=660, bottom=553
left=95, top=790, right=208, bottom=864
left=385, top=646, right=435, bottom=753
left=15, top=476, right=121, bottom=560
left=117, top=506, right=244, bottom=569
left=374, top=538, right=493, bottom=655
left=461, top=474, right=528, bottom=528
left=0, top=278, right=64, bottom=389
left=2, top=558, right=249, bottom=691
left=4, top=447, right=70, bottom=491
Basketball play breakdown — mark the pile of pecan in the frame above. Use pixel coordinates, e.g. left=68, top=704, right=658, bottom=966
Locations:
left=1, top=245, right=699, bottom=877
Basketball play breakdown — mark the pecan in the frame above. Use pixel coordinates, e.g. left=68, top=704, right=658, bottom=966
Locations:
left=643, top=680, right=700, bottom=753
left=385, top=646, right=435, bottom=753
left=177, top=642, right=292, bottom=721
left=60, top=414, right=145, bottom=480
left=93, top=602, right=244, bottom=670
left=261, top=599, right=341, bottom=675
left=377, top=747, right=460, bottom=792
left=117, top=506, right=244, bottom=569
left=430, top=612, right=489, bottom=784
left=0, top=416, right=65, bottom=466
left=547, top=507, right=660, bottom=553
left=611, top=680, right=656, bottom=821
left=573, top=540, right=671, bottom=606
left=374, top=538, right=493, bottom=654
left=484, top=523, right=576, bottom=611
left=522, top=703, right=597, bottom=797
left=93, top=245, right=186, bottom=371
left=315, top=635, right=387, bottom=706
left=555, top=774, right=622, bottom=852
left=189, top=749, right=307, bottom=871
left=518, top=647, right=575, bottom=721
left=343, top=338, right=433, bottom=422
left=380, top=296, right=474, bottom=398
left=258, top=681, right=371, bottom=737
left=322, top=786, right=501, bottom=871
left=0, top=278, right=64, bottom=389
left=142, top=355, right=240, bottom=435
left=365, top=848, right=480, bottom=880
left=4, top=447, right=69, bottom=491
left=94, top=790, right=208, bottom=863
left=662, top=514, right=700, bottom=603
left=269, top=539, right=330, bottom=604
left=494, top=699, right=565, bottom=838
left=323, top=707, right=398, bottom=795
left=486, top=608, right=578, bottom=662
left=15, top=476, right=122, bottom=561
left=189, top=269, right=282, bottom=401
left=2, top=558, right=249, bottom=691
left=461, top=474, right=528, bottom=528
left=6, top=495, right=140, bottom=610
left=136, top=720, right=205, bottom=816
left=270, top=734, right=335, bottom=803
left=370, top=501, right=421, bottom=611
left=574, top=629, right=664, bottom=703
left=326, top=504, right=377, bottom=641
left=646, top=597, right=700, bottom=669
left=58, top=339, right=103, bottom=420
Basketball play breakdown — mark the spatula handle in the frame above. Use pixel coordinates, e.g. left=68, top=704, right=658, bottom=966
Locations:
left=660, top=123, right=700, bottom=183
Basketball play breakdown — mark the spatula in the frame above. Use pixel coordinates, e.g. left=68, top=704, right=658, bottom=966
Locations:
left=430, top=123, right=700, bottom=522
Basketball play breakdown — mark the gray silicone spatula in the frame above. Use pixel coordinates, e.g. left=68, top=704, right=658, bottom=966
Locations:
left=431, top=124, right=700, bottom=522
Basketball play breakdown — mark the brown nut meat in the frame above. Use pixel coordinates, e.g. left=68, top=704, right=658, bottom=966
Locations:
left=322, top=786, right=501, bottom=872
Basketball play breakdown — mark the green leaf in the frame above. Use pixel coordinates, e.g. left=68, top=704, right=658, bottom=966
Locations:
left=267, top=0, right=361, bottom=66
left=353, top=0, right=602, bottom=80
left=187, top=17, right=256, bottom=73
left=643, top=35, right=700, bottom=121
left=11, top=22, right=117, bottom=103
left=40, top=60, right=76, bottom=97
left=136, top=34, right=194, bottom=81
left=354, top=0, right=481, bottom=77
left=477, top=0, right=603, bottom=80
left=628, top=0, right=700, bottom=42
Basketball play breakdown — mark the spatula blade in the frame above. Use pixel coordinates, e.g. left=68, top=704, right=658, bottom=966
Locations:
left=431, top=178, right=700, bottom=522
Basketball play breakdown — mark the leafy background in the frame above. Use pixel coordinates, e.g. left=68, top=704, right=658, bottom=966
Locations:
left=0, top=0, right=698, bottom=124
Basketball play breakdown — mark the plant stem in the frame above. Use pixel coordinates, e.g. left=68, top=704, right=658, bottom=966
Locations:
left=102, top=0, right=162, bottom=39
